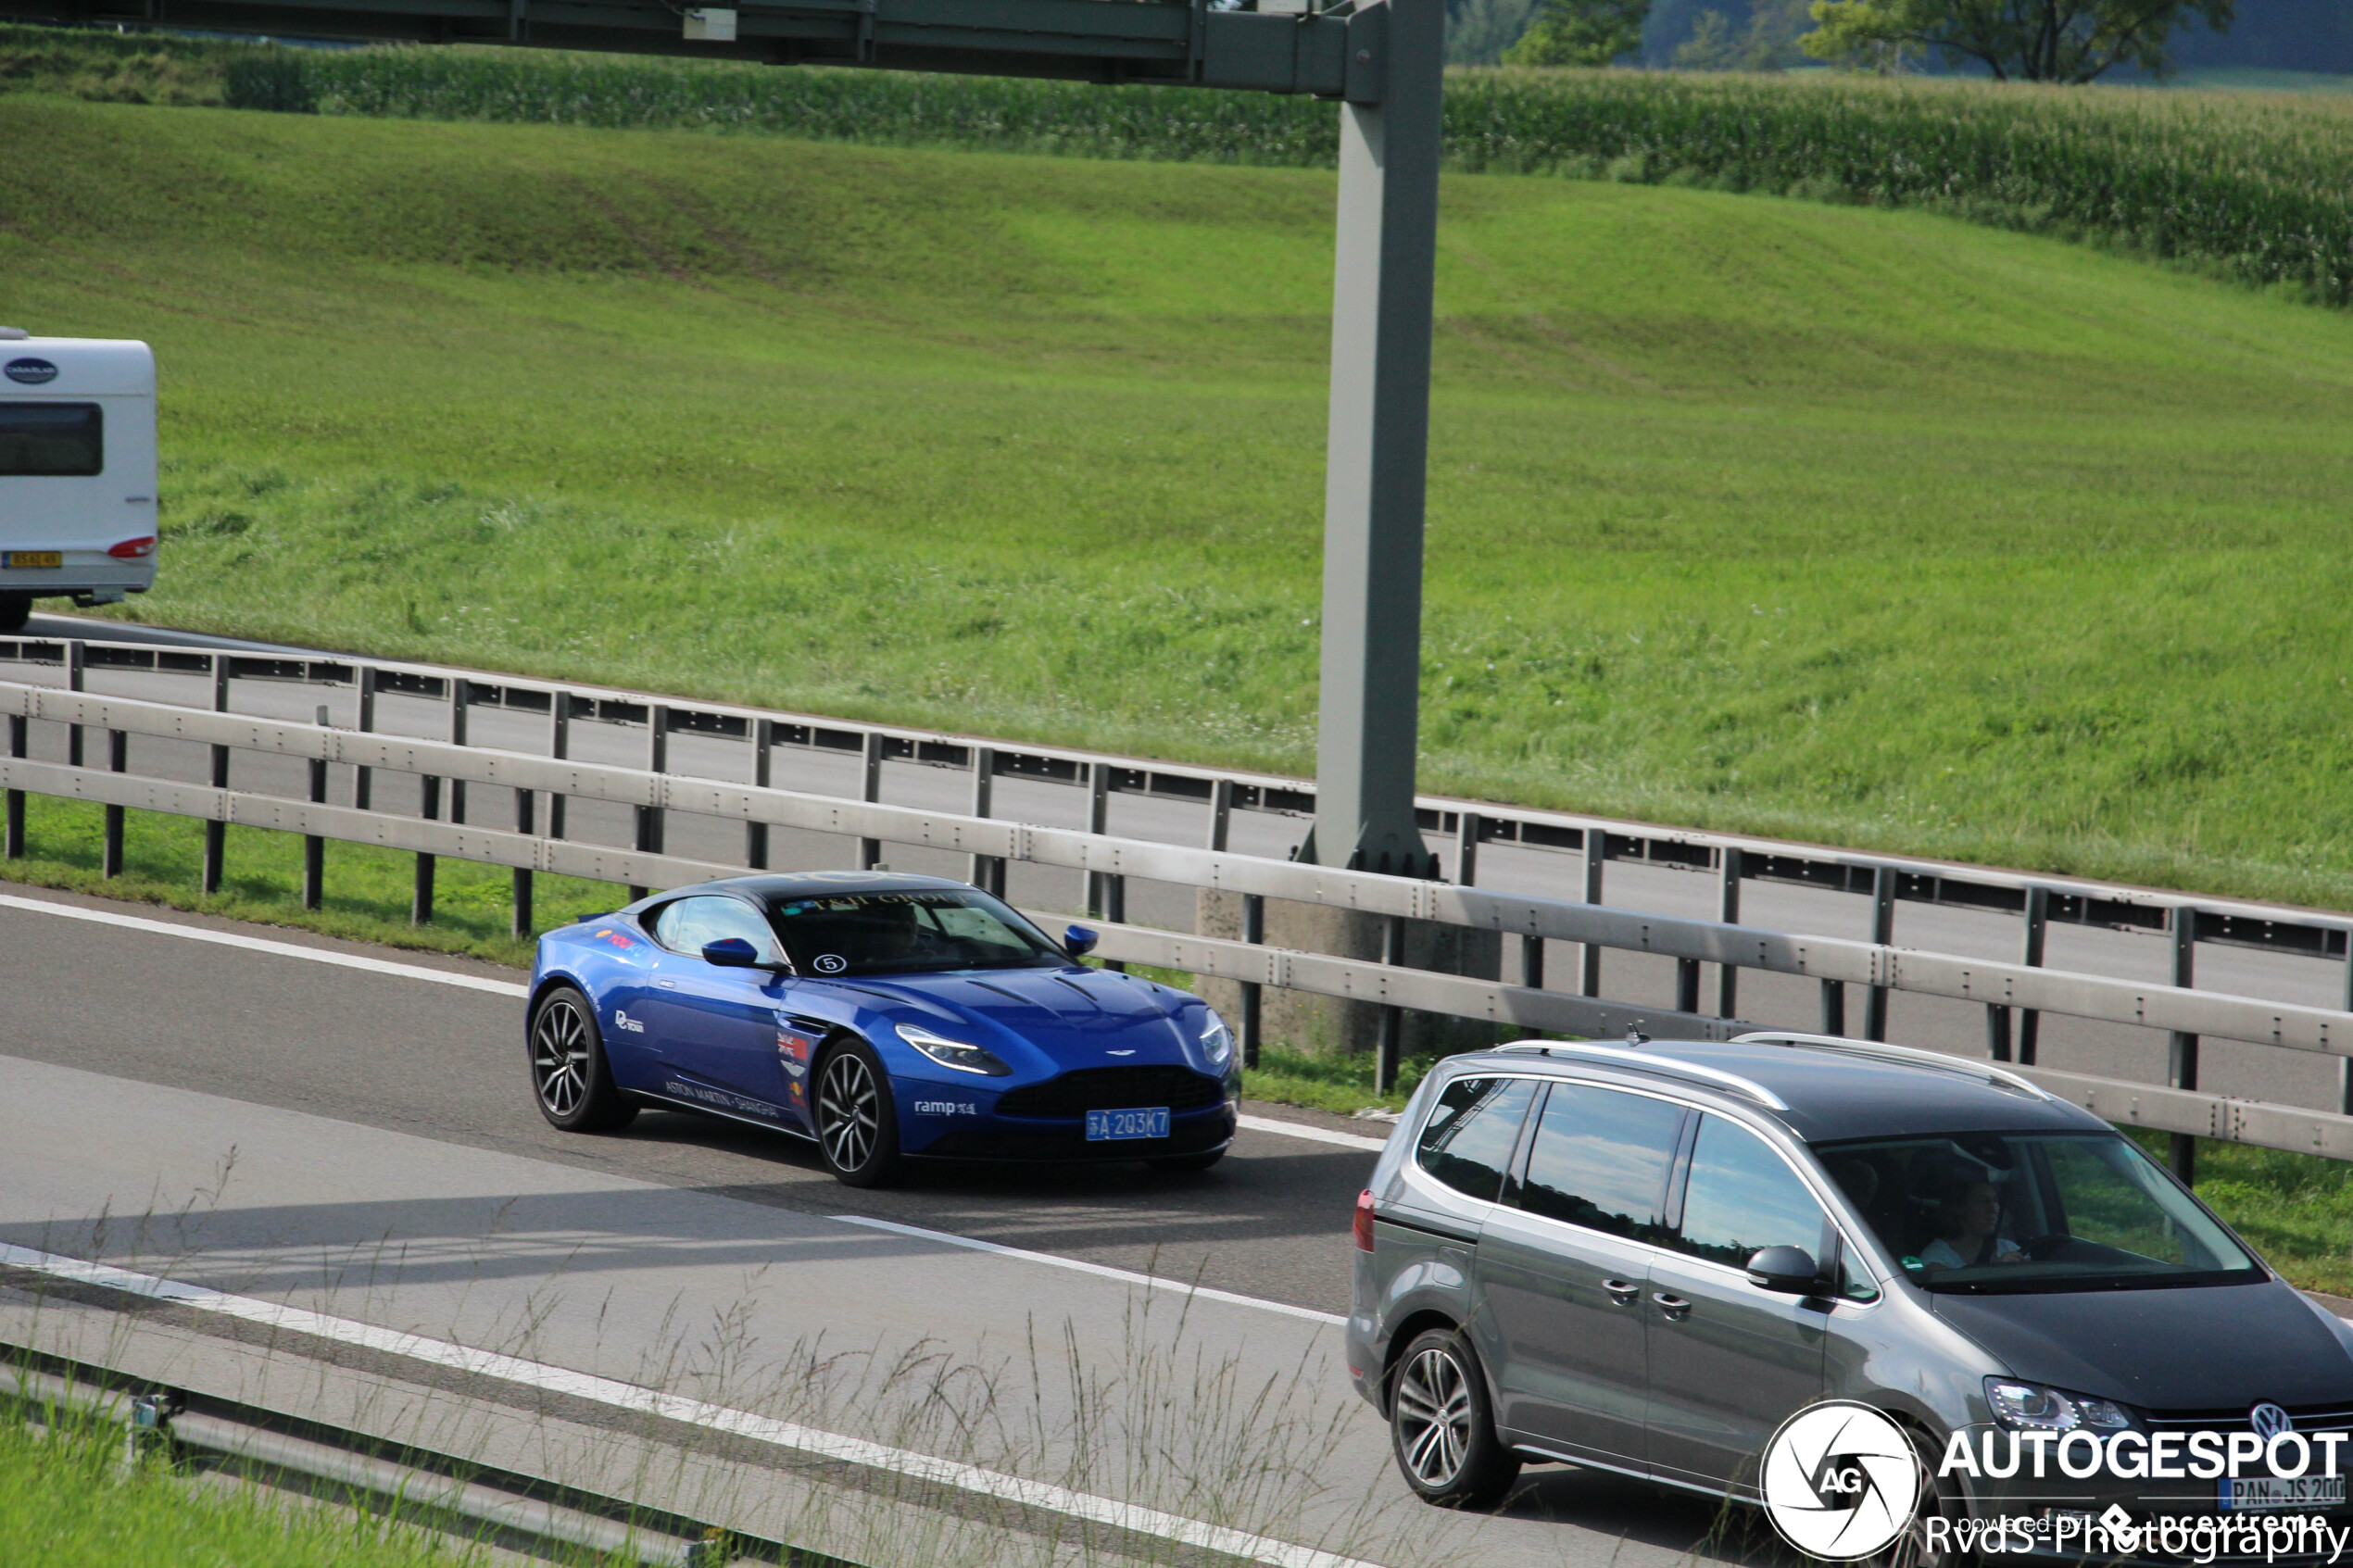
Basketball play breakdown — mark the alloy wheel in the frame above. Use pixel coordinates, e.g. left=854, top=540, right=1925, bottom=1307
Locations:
left=1394, top=1347, right=1472, bottom=1488
left=532, top=998, right=590, bottom=1116
left=819, top=1050, right=880, bottom=1173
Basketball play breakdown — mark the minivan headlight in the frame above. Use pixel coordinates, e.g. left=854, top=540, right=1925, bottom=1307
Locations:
left=1985, top=1377, right=2136, bottom=1433
left=894, top=1022, right=1012, bottom=1077
left=1200, top=1010, right=1234, bottom=1068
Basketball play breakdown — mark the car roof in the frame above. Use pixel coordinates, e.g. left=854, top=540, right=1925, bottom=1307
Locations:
left=633, top=872, right=985, bottom=907
left=1441, top=1035, right=2106, bottom=1144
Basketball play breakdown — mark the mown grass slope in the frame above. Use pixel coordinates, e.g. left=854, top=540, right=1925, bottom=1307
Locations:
left=8, top=94, right=2353, bottom=905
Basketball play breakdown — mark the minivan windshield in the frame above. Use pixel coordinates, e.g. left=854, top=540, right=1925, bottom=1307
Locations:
left=1810, top=1130, right=2261, bottom=1293
left=761, top=889, right=1068, bottom=977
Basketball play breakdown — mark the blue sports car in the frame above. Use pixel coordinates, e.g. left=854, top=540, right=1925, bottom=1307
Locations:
left=525, top=872, right=1240, bottom=1185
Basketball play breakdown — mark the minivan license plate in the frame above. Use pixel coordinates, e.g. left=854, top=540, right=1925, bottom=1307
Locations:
left=1086, top=1108, right=1170, bottom=1141
left=3, top=552, right=61, bottom=569
left=2221, top=1476, right=2347, bottom=1512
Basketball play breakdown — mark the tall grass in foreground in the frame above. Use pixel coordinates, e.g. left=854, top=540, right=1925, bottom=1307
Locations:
left=268, top=49, right=2353, bottom=303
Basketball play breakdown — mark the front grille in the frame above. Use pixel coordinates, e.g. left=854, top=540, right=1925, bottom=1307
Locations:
left=2145, top=1405, right=2353, bottom=1433
left=995, top=1065, right=1226, bottom=1119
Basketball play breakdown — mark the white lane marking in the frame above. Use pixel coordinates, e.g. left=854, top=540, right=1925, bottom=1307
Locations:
left=0, top=1243, right=1385, bottom=1568
left=0, top=894, right=530, bottom=999
left=1236, top=1113, right=1387, bottom=1154
left=829, top=1214, right=1346, bottom=1328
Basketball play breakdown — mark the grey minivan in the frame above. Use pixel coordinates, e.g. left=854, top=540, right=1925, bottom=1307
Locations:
left=1348, top=1032, right=2353, bottom=1547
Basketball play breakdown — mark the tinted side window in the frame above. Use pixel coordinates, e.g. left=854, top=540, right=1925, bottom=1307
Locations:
left=1516, top=1084, right=1683, bottom=1244
left=0, top=404, right=102, bottom=476
left=1675, top=1115, right=1830, bottom=1268
left=1416, top=1077, right=1538, bottom=1203
left=652, top=897, right=779, bottom=961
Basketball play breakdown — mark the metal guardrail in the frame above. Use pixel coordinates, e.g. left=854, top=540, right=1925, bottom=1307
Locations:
left=8, top=659, right=2353, bottom=1165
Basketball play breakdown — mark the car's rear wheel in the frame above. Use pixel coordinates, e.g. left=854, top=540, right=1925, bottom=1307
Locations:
left=528, top=985, right=637, bottom=1133
left=0, top=595, right=31, bottom=634
left=1389, top=1327, right=1520, bottom=1509
left=815, top=1039, right=901, bottom=1187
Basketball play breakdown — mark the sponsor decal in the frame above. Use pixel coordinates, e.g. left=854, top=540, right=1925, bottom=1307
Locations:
left=913, top=1099, right=977, bottom=1116
left=612, top=1008, right=646, bottom=1034
left=4, top=358, right=58, bottom=385
left=812, top=954, right=848, bottom=975
left=661, top=1078, right=781, bottom=1119
left=595, top=928, right=637, bottom=950
left=775, top=1029, right=817, bottom=1078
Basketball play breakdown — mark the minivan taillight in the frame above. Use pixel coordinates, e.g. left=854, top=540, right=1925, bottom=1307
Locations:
left=107, top=536, right=157, bottom=559
left=1353, top=1188, right=1377, bottom=1252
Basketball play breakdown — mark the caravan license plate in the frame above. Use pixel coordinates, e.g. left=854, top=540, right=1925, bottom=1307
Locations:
left=1086, top=1108, right=1170, bottom=1141
left=3, top=552, right=61, bottom=569
left=2221, top=1476, right=2347, bottom=1512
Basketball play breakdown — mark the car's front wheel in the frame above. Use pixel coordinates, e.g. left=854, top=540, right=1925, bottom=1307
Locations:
left=528, top=985, right=637, bottom=1133
left=1389, top=1327, right=1521, bottom=1509
left=815, top=1038, right=901, bottom=1187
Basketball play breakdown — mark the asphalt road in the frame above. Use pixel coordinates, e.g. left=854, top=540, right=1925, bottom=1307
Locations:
left=0, top=886, right=1748, bottom=1568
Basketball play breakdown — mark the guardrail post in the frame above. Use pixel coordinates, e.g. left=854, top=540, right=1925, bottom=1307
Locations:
left=1820, top=979, right=1846, bottom=1036
left=1717, top=847, right=1743, bottom=1018
left=859, top=731, right=885, bottom=871
left=2018, top=884, right=2048, bottom=1065
left=969, top=746, right=1000, bottom=894
left=102, top=726, right=126, bottom=878
left=304, top=705, right=328, bottom=910
left=5, top=709, right=24, bottom=859
left=447, top=680, right=469, bottom=827
left=1085, top=760, right=1110, bottom=914
left=1579, top=831, right=1604, bottom=998
left=202, top=655, right=228, bottom=896
left=1454, top=812, right=1479, bottom=887
left=546, top=691, right=568, bottom=841
left=65, top=639, right=83, bottom=768
left=510, top=784, right=534, bottom=937
left=747, top=718, right=774, bottom=871
left=1240, top=892, right=1265, bottom=1069
left=352, top=668, right=376, bottom=812
left=2169, top=906, right=2199, bottom=1185
left=1206, top=776, right=1232, bottom=857
left=2340, top=930, right=2353, bottom=1117
left=631, top=704, right=667, bottom=902
left=1101, top=871, right=1127, bottom=973
left=1985, top=1000, right=2013, bottom=1061
left=414, top=771, right=438, bottom=926
left=1865, top=863, right=1896, bottom=1042
left=1376, top=913, right=1405, bottom=1094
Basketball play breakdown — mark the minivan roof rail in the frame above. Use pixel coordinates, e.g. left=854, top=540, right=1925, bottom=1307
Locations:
left=1730, top=1031, right=2051, bottom=1100
left=1492, top=1040, right=1791, bottom=1111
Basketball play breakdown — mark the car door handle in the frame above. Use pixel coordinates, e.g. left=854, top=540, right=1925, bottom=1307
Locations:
left=1653, top=1292, right=1692, bottom=1322
left=1603, top=1279, right=1641, bottom=1306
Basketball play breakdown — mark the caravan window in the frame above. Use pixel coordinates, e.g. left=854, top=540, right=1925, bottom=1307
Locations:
left=0, top=405, right=103, bottom=476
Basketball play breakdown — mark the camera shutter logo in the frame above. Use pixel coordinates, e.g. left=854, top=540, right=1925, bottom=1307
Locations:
left=4, top=358, right=57, bottom=385
left=2250, top=1402, right=2294, bottom=1442
left=1760, top=1400, right=1922, bottom=1561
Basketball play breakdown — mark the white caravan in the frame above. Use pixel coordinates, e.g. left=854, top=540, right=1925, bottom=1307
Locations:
left=0, top=330, right=157, bottom=633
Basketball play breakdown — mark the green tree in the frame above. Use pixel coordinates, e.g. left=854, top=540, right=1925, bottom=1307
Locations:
left=1803, top=0, right=2233, bottom=81
left=1503, top=0, right=1652, bottom=65
left=1672, top=0, right=1814, bottom=69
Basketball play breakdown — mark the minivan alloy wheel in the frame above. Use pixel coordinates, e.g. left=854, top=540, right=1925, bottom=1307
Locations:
left=1395, top=1347, right=1472, bottom=1486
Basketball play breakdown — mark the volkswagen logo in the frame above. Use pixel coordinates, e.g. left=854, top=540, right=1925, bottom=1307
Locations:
left=1760, top=1401, right=1923, bottom=1561
left=2250, top=1402, right=2295, bottom=1441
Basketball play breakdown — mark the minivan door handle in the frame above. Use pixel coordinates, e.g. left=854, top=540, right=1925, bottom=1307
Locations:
left=1602, top=1279, right=1641, bottom=1306
left=1653, top=1291, right=1692, bottom=1322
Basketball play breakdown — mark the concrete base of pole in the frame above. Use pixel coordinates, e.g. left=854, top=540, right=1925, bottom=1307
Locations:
left=1193, top=889, right=1500, bottom=1060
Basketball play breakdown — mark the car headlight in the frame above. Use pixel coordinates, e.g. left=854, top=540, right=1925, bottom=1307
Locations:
left=894, top=1022, right=1012, bottom=1077
left=1200, top=1010, right=1234, bottom=1068
left=1985, top=1377, right=2136, bottom=1433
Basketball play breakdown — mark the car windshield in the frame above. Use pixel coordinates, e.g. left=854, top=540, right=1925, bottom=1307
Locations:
left=1811, top=1130, right=2261, bottom=1293
left=762, top=889, right=1068, bottom=976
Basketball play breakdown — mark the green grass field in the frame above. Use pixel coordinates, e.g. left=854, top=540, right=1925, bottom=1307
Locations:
left=10, top=94, right=2353, bottom=908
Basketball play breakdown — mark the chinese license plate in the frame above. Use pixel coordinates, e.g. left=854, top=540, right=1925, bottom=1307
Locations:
left=3, top=552, right=61, bottom=569
left=2221, top=1476, right=2347, bottom=1512
left=1086, top=1107, right=1170, bottom=1141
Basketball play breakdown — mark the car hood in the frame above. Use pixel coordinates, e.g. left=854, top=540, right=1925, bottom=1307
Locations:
left=824, top=966, right=1198, bottom=1066
left=1931, top=1280, right=2353, bottom=1411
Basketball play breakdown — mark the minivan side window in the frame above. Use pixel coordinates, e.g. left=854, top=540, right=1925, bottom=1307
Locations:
left=1675, top=1114, right=1831, bottom=1268
left=1515, top=1083, right=1683, bottom=1245
left=1416, top=1077, right=1538, bottom=1203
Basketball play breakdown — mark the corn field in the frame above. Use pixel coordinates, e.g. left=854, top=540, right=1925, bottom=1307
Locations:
left=8, top=21, right=2349, bottom=305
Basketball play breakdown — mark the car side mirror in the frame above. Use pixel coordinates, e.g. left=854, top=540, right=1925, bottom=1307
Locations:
left=1745, top=1246, right=1822, bottom=1294
left=1064, top=924, right=1099, bottom=958
left=701, top=937, right=761, bottom=968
